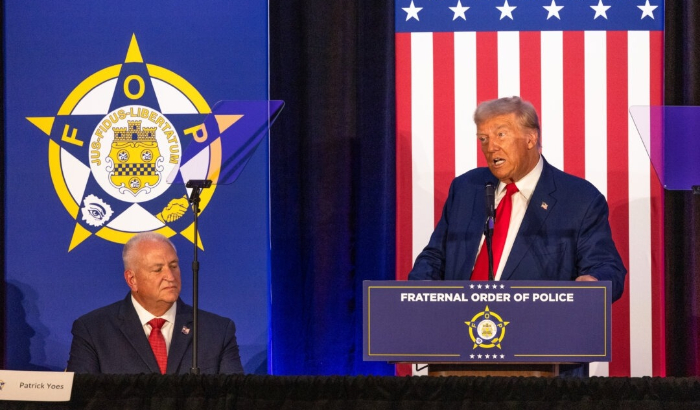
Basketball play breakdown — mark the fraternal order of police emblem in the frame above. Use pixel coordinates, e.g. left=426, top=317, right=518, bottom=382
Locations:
left=465, top=305, right=510, bottom=349
left=27, top=35, right=222, bottom=250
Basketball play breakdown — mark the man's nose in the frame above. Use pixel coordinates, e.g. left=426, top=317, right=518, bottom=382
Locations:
left=163, top=267, right=176, bottom=280
left=486, top=138, right=500, bottom=152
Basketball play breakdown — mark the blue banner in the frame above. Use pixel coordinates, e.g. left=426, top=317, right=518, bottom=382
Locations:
left=4, top=1, right=272, bottom=373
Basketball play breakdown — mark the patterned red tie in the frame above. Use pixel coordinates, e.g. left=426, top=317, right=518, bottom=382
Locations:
left=148, top=318, right=168, bottom=374
left=471, top=183, right=519, bottom=280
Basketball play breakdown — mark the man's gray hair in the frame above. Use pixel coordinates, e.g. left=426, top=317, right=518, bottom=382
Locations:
left=122, top=232, right=177, bottom=270
left=474, top=96, right=541, bottom=147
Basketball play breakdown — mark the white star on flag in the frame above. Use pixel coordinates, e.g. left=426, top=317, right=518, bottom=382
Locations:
left=449, top=0, right=469, bottom=21
left=638, top=0, right=658, bottom=20
left=497, top=0, right=516, bottom=20
left=403, top=0, right=422, bottom=21
left=591, top=0, right=611, bottom=20
left=543, top=0, right=564, bottom=20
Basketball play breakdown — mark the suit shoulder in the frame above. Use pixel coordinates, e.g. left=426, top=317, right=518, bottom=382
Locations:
left=549, top=165, right=603, bottom=198
left=197, top=308, right=235, bottom=326
left=74, top=299, right=123, bottom=323
left=453, top=167, right=495, bottom=188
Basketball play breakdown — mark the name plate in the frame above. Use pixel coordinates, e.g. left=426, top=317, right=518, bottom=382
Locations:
left=363, top=280, right=611, bottom=363
left=0, top=370, right=74, bottom=402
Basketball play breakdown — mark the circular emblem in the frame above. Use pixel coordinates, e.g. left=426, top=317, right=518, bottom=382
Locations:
left=89, top=105, right=178, bottom=202
left=27, top=35, right=221, bottom=250
left=476, top=319, right=498, bottom=341
left=465, top=305, right=510, bottom=349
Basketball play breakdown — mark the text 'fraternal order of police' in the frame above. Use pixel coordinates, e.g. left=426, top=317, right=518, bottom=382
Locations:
left=399, top=292, right=574, bottom=303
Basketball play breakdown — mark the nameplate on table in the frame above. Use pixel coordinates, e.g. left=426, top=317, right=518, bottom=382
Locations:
left=0, top=370, right=74, bottom=402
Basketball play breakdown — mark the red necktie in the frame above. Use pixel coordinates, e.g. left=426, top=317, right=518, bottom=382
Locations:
left=471, top=183, right=519, bottom=280
left=148, top=318, right=168, bottom=374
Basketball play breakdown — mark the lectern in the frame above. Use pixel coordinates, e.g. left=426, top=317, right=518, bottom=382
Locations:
left=363, top=280, right=611, bottom=377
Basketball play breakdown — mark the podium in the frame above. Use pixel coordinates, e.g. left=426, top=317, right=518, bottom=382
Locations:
left=363, top=280, right=612, bottom=377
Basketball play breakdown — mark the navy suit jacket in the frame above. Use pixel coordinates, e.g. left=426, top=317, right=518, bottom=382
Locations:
left=409, top=159, right=626, bottom=301
left=66, top=294, right=244, bottom=374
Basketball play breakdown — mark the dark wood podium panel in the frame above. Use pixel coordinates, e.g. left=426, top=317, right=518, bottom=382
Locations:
left=427, top=363, right=561, bottom=377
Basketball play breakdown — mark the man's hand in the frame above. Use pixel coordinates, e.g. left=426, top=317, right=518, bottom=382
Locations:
left=575, top=274, right=598, bottom=282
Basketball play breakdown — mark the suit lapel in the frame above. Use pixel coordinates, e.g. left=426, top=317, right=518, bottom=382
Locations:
left=117, top=294, right=162, bottom=373
left=166, top=299, right=193, bottom=374
left=501, top=160, right=558, bottom=280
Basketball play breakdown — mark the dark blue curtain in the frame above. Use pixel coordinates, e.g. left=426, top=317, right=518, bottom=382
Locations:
left=268, top=0, right=395, bottom=375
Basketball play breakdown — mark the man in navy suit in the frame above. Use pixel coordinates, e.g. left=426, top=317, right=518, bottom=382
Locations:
left=409, top=96, right=626, bottom=302
left=67, top=232, right=244, bottom=374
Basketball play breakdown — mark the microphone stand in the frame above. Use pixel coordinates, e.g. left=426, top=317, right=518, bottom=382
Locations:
left=185, top=179, right=212, bottom=375
left=484, top=182, right=496, bottom=281
left=485, top=215, right=495, bottom=281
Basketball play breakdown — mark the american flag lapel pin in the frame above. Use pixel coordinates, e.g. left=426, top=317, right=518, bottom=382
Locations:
left=541, top=202, right=548, bottom=210
left=182, top=326, right=190, bottom=335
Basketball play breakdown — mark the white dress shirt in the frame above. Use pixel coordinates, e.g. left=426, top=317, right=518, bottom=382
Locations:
left=131, top=295, right=177, bottom=352
left=475, top=155, right=544, bottom=280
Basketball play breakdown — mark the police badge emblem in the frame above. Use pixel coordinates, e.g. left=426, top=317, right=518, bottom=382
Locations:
left=465, top=305, right=510, bottom=349
left=26, top=35, right=220, bottom=250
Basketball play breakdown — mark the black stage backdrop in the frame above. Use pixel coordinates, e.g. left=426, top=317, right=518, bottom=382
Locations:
left=268, top=0, right=396, bottom=375
left=268, top=0, right=700, bottom=377
left=663, top=1, right=700, bottom=377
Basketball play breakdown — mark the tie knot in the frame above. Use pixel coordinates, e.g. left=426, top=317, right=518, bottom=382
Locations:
left=148, top=318, right=166, bottom=330
left=505, top=183, right=519, bottom=196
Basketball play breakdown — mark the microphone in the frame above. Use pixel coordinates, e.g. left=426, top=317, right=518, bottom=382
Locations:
left=485, top=182, right=495, bottom=221
left=484, top=183, right=496, bottom=280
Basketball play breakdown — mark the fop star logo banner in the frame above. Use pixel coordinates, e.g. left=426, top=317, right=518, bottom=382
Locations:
left=4, top=1, right=272, bottom=373
left=27, top=35, right=218, bottom=250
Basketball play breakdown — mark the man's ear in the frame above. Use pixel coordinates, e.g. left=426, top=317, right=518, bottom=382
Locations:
left=527, top=131, right=538, bottom=149
left=124, top=269, right=137, bottom=292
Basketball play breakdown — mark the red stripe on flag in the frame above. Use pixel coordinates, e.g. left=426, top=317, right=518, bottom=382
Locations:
left=563, top=31, right=586, bottom=178
left=606, top=31, right=631, bottom=377
left=649, top=30, right=666, bottom=376
left=519, top=31, right=541, bottom=133
left=476, top=32, right=498, bottom=168
left=395, top=32, right=413, bottom=282
left=433, top=32, right=456, bottom=225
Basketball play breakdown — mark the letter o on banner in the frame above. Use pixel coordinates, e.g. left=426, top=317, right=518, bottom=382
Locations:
left=123, top=75, right=145, bottom=99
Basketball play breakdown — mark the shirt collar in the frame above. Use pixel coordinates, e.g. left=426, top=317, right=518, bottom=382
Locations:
left=497, top=155, right=543, bottom=201
left=131, top=294, right=177, bottom=326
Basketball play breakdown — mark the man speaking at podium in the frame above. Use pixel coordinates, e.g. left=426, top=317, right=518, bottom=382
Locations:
left=66, top=232, right=244, bottom=374
left=408, top=96, right=626, bottom=303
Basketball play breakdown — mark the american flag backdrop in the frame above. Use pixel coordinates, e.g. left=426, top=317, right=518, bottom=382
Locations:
left=395, top=0, right=665, bottom=377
